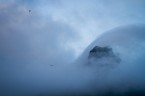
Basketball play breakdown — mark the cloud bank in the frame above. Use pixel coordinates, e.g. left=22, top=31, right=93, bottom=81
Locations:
left=0, top=0, right=145, bottom=96
left=76, top=24, right=145, bottom=95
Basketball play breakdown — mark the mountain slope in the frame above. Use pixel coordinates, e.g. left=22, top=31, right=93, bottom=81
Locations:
left=74, top=24, right=145, bottom=95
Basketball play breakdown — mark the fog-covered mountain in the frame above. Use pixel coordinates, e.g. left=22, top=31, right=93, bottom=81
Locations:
left=85, top=46, right=121, bottom=67
left=1, top=24, right=145, bottom=96
left=74, top=24, right=145, bottom=95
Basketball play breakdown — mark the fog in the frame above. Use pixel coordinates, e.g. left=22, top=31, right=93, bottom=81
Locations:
left=1, top=23, right=145, bottom=95
left=0, top=0, right=145, bottom=96
left=76, top=24, right=145, bottom=95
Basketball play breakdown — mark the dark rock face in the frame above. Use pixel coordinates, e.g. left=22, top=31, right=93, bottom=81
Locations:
left=89, top=46, right=115, bottom=58
left=90, top=46, right=112, bottom=53
left=89, top=46, right=114, bottom=58
left=88, top=46, right=121, bottom=66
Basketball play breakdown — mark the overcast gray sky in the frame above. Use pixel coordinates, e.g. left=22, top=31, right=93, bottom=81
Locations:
left=0, top=0, right=145, bottom=95
left=0, top=0, right=145, bottom=58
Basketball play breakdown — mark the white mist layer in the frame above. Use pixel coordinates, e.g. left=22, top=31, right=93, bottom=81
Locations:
left=75, top=24, right=145, bottom=94
left=1, top=24, right=145, bottom=96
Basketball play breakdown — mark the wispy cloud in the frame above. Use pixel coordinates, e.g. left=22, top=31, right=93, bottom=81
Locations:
left=0, top=0, right=145, bottom=95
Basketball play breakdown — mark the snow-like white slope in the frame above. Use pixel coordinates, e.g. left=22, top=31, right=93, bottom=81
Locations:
left=74, top=24, right=145, bottom=95
left=77, top=24, right=145, bottom=65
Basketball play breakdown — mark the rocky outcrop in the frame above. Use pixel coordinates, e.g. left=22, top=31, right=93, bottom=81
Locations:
left=88, top=46, right=121, bottom=66
left=89, top=46, right=114, bottom=58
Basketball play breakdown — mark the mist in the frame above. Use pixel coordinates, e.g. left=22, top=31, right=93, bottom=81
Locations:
left=0, top=0, right=145, bottom=96
left=75, top=24, right=145, bottom=95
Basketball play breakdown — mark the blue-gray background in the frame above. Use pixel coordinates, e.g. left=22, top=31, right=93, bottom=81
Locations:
left=0, top=0, right=145, bottom=95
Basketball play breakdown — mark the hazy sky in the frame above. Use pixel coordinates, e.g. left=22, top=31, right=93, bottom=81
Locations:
left=0, top=0, right=145, bottom=58
left=0, top=0, right=145, bottom=95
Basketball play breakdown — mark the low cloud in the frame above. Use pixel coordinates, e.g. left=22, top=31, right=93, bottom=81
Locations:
left=0, top=0, right=145, bottom=96
left=76, top=24, right=145, bottom=95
